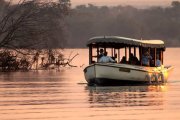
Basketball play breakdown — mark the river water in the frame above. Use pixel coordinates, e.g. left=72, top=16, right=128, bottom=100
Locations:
left=0, top=48, right=179, bottom=120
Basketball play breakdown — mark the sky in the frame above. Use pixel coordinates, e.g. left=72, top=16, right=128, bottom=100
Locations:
left=71, top=0, right=174, bottom=8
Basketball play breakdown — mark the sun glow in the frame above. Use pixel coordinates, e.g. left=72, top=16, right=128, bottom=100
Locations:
left=71, top=0, right=172, bottom=7
left=148, top=85, right=168, bottom=92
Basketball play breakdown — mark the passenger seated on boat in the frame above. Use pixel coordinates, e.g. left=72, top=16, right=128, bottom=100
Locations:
left=120, top=56, right=127, bottom=64
left=129, top=53, right=139, bottom=65
left=99, top=52, right=115, bottom=63
left=111, top=53, right=117, bottom=61
left=142, top=51, right=152, bottom=66
left=156, top=55, right=161, bottom=67
left=97, top=49, right=104, bottom=62
left=150, top=59, right=155, bottom=67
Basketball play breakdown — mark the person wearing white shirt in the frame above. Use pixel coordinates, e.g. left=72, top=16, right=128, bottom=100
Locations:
left=99, top=52, right=115, bottom=63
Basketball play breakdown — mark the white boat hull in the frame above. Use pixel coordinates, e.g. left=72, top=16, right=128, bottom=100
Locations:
left=84, top=63, right=173, bottom=85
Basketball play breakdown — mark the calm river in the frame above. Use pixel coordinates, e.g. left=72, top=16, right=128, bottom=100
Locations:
left=0, top=48, right=180, bottom=120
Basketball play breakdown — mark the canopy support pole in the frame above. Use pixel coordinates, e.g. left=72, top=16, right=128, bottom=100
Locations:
left=139, top=47, right=142, bottom=65
left=118, top=49, right=120, bottom=63
left=154, top=48, right=156, bottom=66
left=129, top=47, right=131, bottom=61
left=125, top=47, right=127, bottom=61
left=89, top=45, right=92, bottom=64
left=134, top=46, right=136, bottom=57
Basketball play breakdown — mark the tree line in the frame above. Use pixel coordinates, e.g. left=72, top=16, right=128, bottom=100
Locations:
left=66, top=1, right=180, bottom=47
left=0, top=0, right=180, bottom=49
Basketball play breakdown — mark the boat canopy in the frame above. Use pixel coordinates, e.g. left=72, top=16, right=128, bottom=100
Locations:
left=87, top=36, right=165, bottom=49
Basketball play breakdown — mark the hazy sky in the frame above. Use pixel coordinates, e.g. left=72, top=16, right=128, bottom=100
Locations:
left=71, top=0, right=174, bottom=8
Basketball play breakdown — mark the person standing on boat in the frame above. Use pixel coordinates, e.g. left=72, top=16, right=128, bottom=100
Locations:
left=142, top=51, right=152, bottom=66
left=99, top=51, right=115, bottom=63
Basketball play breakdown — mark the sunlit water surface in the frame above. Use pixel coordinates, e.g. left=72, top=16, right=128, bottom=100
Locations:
left=0, top=48, right=180, bottom=120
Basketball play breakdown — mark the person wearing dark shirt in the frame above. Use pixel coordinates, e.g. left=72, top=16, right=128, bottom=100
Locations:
left=98, top=49, right=104, bottom=62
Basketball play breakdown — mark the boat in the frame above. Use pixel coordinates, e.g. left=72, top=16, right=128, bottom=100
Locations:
left=83, top=36, right=174, bottom=86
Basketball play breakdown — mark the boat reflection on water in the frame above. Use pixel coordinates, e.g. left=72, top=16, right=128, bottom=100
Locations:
left=86, top=85, right=167, bottom=108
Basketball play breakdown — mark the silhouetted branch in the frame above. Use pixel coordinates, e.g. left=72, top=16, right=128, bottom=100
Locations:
left=0, top=0, right=71, bottom=50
